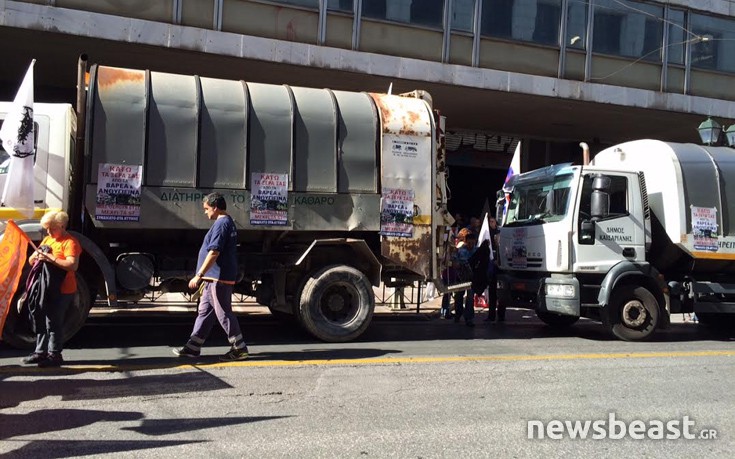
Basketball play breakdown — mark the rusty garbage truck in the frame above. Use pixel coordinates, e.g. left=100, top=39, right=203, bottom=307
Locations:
left=0, top=57, right=452, bottom=348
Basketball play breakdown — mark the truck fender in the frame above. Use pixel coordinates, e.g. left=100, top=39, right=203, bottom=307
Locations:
left=68, top=230, right=118, bottom=307
left=295, top=238, right=382, bottom=286
left=597, top=261, right=665, bottom=312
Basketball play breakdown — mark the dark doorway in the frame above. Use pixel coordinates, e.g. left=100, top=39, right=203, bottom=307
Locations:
left=446, top=165, right=506, bottom=220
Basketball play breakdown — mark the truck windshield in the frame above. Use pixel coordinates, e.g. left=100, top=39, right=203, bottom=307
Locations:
left=504, top=173, right=573, bottom=226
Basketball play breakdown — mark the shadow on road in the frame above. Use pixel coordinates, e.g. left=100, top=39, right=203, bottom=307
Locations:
left=3, top=439, right=206, bottom=459
left=0, top=371, right=232, bottom=409
left=0, top=371, right=290, bottom=458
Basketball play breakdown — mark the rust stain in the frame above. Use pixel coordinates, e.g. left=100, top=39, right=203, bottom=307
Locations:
left=381, top=228, right=432, bottom=277
left=369, top=93, right=394, bottom=131
left=97, top=67, right=144, bottom=88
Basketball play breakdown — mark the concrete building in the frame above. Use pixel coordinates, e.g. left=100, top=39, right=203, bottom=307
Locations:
left=1, top=0, right=735, bottom=214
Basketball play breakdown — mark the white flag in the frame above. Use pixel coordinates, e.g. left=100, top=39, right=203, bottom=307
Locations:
left=478, top=212, right=494, bottom=261
left=1, top=60, right=36, bottom=218
left=502, top=141, right=521, bottom=218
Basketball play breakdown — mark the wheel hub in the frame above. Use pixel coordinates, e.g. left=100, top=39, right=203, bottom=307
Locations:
left=320, top=283, right=358, bottom=323
left=326, top=293, right=347, bottom=312
left=622, top=300, right=647, bottom=327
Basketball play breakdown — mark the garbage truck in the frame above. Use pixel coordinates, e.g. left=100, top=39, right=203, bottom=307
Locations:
left=496, top=139, right=735, bottom=340
left=0, top=56, right=453, bottom=348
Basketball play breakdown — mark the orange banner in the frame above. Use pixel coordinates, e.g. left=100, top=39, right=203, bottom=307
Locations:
left=0, top=220, right=31, bottom=339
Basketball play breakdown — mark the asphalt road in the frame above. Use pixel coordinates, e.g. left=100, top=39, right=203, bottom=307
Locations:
left=1, top=309, right=734, bottom=458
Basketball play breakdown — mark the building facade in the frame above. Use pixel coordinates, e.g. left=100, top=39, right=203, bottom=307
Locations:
left=2, top=0, right=735, bottom=213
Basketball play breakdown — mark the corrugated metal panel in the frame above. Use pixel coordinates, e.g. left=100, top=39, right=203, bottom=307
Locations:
left=199, top=77, right=248, bottom=189
left=247, top=83, right=292, bottom=185
left=147, top=71, right=198, bottom=187
left=675, top=144, right=721, bottom=232
left=332, top=90, right=377, bottom=193
left=89, top=66, right=147, bottom=180
left=703, top=146, right=735, bottom=237
left=292, top=86, right=337, bottom=192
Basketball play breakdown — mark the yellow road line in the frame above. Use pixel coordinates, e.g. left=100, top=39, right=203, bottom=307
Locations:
left=2, top=350, right=733, bottom=374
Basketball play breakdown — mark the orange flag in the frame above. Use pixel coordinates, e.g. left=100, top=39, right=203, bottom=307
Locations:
left=0, top=219, right=31, bottom=338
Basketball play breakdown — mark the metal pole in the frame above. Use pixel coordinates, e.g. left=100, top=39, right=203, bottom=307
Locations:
left=584, top=0, right=594, bottom=82
left=442, top=0, right=453, bottom=63
left=352, top=0, right=363, bottom=51
left=660, top=5, right=670, bottom=92
left=318, top=0, right=327, bottom=45
left=69, top=54, right=89, bottom=232
left=558, top=0, right=569, bottom=79
left=471, top=0, right=482, bottom=67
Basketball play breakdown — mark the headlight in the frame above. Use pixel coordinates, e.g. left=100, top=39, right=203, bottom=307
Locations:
left=545, top=283, right=575, bottom=298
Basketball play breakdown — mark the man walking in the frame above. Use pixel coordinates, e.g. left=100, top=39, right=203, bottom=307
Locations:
left=173, top=192, right=249, bottom=361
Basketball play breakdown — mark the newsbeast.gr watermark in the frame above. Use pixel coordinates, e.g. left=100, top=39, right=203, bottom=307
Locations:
left=527, top=413, right=718, bottom=440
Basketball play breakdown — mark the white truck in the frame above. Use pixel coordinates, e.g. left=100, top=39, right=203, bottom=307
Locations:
left=1, top=57, right=453, bottom=348
left=497, top=139, right=735, bottom=340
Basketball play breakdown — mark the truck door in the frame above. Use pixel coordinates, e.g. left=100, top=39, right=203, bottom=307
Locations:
left=574, top=173, right=645, bottom=272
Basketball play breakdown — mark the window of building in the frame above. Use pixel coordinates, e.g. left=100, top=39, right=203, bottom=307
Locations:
left=691, top=13, right=735, bottom=73
left=592, top=0, right=663, bottom=61
left=362, top=0, right=444, bottom=29
left=533, top=1, right=561, bottom=44
left=667, top=8, right=686, bottom=65
left=481, top=0, right=512, bottom=39
left=328, top=0, right=353, bottom=12
left=481, top=0, right=562, bottom=47
left=452, top=0, right=476, bottom=32
left=566, top=0, right=587, bottom=49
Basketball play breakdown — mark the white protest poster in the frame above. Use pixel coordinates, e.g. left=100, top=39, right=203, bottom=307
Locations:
left=380, top=188, right=414, bottom=237
left=95, top=163, right=142, bottom=221
left=691, top=206, right=718, bottom=252
left=250, top=172, right=288, bottom=226
left=511, top=227, right=528, bottom=268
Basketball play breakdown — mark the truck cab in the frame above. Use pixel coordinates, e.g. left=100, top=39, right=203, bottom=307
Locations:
left=0, top=102, right=74, bottom=221
left=497, top=163, right=662, bottom=340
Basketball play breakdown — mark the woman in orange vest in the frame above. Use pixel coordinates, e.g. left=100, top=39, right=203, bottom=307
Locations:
left=21, top=211, right=81, bottom=367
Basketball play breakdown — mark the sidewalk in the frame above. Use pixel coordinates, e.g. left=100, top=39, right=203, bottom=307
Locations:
left=88, top=293, right=445, bottom=318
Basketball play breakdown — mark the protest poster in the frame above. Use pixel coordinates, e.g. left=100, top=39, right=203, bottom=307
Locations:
left=250, top=172, right=288, bottom=226
left=96, top=163, right=142, bottom=221
left=380, top=188, right=414, bottom=237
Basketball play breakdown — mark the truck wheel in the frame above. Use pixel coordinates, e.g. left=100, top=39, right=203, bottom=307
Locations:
left=607, top=285, right=660, bottom=341
left=1, top=274, right=94, bottom=349
left=537, top=311, right=579, bottom=328
left=298, top=265, right=375, bottom=342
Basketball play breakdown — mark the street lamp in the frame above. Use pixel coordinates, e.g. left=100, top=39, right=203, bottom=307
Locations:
left=725, top=124, right=735, bottom=148
left=698, top=117, right=722, bottom=145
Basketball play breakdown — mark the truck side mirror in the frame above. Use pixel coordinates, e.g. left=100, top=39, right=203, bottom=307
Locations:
left=495, top=190, right=506, bottom=225
left=590, top=174, right=610, bottom=220
left=580, top=220, right=595, bottom=243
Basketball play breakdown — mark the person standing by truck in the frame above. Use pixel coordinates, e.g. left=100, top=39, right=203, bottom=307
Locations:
left=485, top=216, right=504, bottom=323
left=20, top=211, right=81, bottom=367
left=173, top=193, right=249, bottom=361
left=453, top=229, right=478, bottom=327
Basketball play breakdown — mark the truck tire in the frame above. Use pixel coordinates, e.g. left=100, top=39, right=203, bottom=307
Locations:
left=606, top=285, right=660, bottom=341
left=1, top=274, right=94, bottom=349
left=537, top=311, right=579, bottom=328
left=298, top=265, right=375, bottom=342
